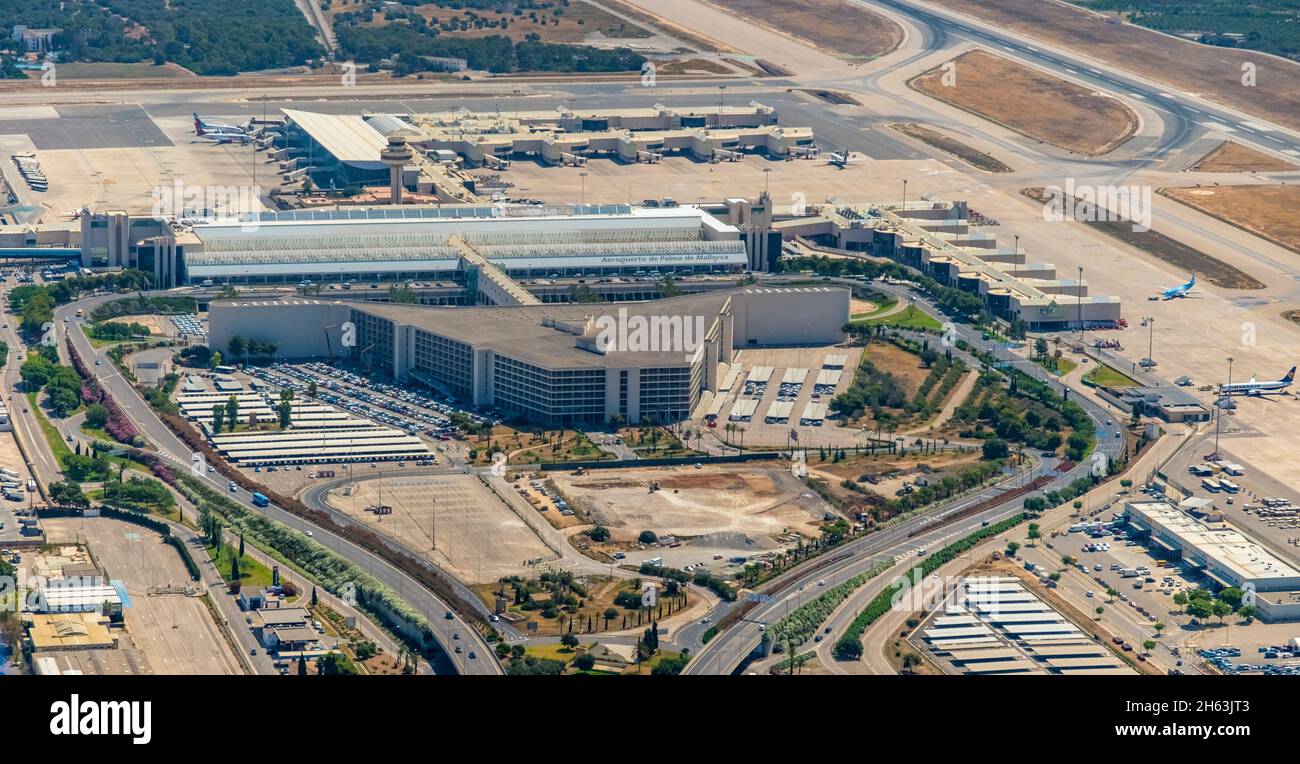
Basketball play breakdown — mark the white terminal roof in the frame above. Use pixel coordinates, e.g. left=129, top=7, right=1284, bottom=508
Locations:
left=283, top=108, right=389, bottom=168
left=1128, top=501, right=1300, bottom=586
left=183, top=203, right=745, bottom=277
left=747, top=366, right=774, bottom=384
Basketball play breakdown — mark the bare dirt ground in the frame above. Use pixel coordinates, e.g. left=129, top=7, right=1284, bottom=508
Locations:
left=704, top=0, right=903, bottom=59
left=910, top=50, right=1138, bottom=156
left=104, top=314, right=170, bottom=335
left=41, top=517, right=243, bottom=675
left=324, top=474, right=554, bottom=583
left=926, top=0, right=1300, bottom=133
left=890, top=123, right=1013, bottom=173
left=550, top=464, right=828, bottom=540
left=1189, top=142, right=1297, bottom=174
left=1159, top=185, right=1300, bottom=256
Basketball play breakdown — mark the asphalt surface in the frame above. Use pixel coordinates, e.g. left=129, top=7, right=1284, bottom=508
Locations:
left=682, top=278, right=1126, bottom=674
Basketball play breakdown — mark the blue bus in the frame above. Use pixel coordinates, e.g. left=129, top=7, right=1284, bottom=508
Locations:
left=251, top=492, right=269, bottom=507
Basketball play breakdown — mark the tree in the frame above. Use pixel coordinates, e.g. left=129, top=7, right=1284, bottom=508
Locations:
left=227, top=335, right=246, bottom=360
left=229, top=555, right=240, bottom=583
left=560, top=633, right=579, bottom=650
left=1094, top=605, right=1104, bottom=621
left=573, top=652, right=596, bottom=671
left=226, top=396, right=240, bottom=430
left=1026, top=523, right=1041, bottom=546
left=211, top=404, right=225, bottom=434
left=1142, top=640, right=1156, bottom=655
left=638, top=530, right=658, bottom=545
left=587, top=526, right=610, bottom=542
left=310, top=587, right=318, bottom=607
left=1153, top=621, right=1165, bottom=637
left=209, top=350, right=224, bottom=370
left=1005, top=541, right=1020, bottom=557
left=85, top=403, right=109, bottom=429
left=1211, top=600, right=1233, bottom=624
left=297, top=656, right=307, bottom=676
left=238, top=534, right=245, bottom=558
left=602, top=607, right=617, bottom=629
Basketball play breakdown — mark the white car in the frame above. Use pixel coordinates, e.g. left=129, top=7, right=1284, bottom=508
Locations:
left=817, top=579, right=827, bottom=587
left=1086, top=591, right=1095, bottom=598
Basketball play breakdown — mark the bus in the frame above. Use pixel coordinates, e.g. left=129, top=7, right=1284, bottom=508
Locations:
left=1219, top=479, right=1241, bottom=494
left=251, top=492, right=269, bottom=507
left=1201, top=478, right=1222, bottom=493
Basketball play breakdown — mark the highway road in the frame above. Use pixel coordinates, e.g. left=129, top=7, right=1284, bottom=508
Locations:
left=859, top=0, right=1300, bottom=162
left=53, top=290, right=504, bottom=675
left=682, top=279, right=1126, bottom=674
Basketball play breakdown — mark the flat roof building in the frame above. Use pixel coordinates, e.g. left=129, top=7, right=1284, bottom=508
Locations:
left=1125, top=500, right=1300, bottom=620
left=209, top=286, right=849, bottom=426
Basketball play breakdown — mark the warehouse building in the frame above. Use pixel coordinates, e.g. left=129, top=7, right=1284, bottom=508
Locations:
left=209, top=286, right=848, bottom=426
left=1124, top=501, right=1300, bottom=621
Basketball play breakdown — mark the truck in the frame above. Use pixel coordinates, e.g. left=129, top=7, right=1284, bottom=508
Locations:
left=251, top=492, right=269, bottom=508
left=1121, top=568, right=1140, bottom=578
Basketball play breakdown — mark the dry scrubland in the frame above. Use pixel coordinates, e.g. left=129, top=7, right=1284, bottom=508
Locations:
left=706, top=0, right=903, bottom=59
left=927, top=0, right=1300, bottom=133
left=1159, top=185, right=1300, bottom=256
left=911, top=50, right=1138, bottom=156
left=1189, top=142, right=1296, bottom=173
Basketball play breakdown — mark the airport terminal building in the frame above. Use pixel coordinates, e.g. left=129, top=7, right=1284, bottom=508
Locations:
left=209, top=287, right=848, bottom=426
left=70, top=203, right=749, bottom=291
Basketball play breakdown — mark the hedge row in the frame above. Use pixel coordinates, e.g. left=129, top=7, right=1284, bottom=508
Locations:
left=834, top=513, right=1028, bottom=660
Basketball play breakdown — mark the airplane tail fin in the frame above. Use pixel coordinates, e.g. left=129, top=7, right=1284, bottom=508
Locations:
left=1189, top=272, right=1196, bottom=285
left=1285, top=366, right=1296, bottom=383
left=194, top=118, right=205, bottom=136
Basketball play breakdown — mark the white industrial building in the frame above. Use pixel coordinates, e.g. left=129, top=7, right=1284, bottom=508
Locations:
left=1125, top=501, right=1300, bottom=620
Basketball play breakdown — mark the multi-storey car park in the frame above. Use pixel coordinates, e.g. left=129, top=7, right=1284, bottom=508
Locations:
left=208, top=286, right=849, bottom=427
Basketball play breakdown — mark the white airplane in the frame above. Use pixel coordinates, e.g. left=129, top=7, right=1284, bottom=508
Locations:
left=825, top=151, right=863, bottom=169
left=1156, top=273, right=1196, bottom=300
left=194, top=123, right=252, bottom=144
left=194, top=113, right=251, bottom=135
left=1220, top=366, right=1296, bottom=396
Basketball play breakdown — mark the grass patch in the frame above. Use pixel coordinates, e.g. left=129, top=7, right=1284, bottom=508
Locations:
left=856, top=304, right=943, bottom=331
left=205, top=542, right=276, bottom=588
left=27, top=392, right=73, bottom=465
left=1083, top=362, right=1139, bottom=389
left=1032, top=356, right=1077, bottom=377
left=851, top=297, right=899, bottom=321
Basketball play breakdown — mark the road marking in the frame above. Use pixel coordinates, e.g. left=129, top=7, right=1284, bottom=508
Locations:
left=1241, top=121, right=1272, bottom=132
left=1003, top=46, right=1015, bottom=52
left=1158, top=92, right=1174, bottom=99
left=1282, top=149, right=1300, bottom=157
left=1267, top=135, right=1285, bottom=143
left=1198, top=121, right=1235, bottom=133
left=1065, top=68, right=1078, bottom=74
left=1128, top=93, right=1145, bottom=100
left=1026, top=46, right=1038, bottom=52
left=1088, top=68, right=1102, bottom=74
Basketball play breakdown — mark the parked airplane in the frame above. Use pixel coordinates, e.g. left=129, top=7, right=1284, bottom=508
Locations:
left=1156, top=273, right=1196, bottom=300
left=194, top=113, right=250, bottom=135
left=1221, top=366, right=1296, bottom=396
left=194, top=123, right=252, bottom=144
left=825, top=151, right=862, bottom=169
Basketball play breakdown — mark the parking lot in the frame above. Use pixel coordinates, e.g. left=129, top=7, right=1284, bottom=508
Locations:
left=708, top=345, right=863, bottom=448
left=248, top=362, right=494, bottom=440
left=325, top=474, right=554, bottom=583
left=41, top=517, right=243, bottom=675
left=1046, top=511, right=1300, bottom=675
